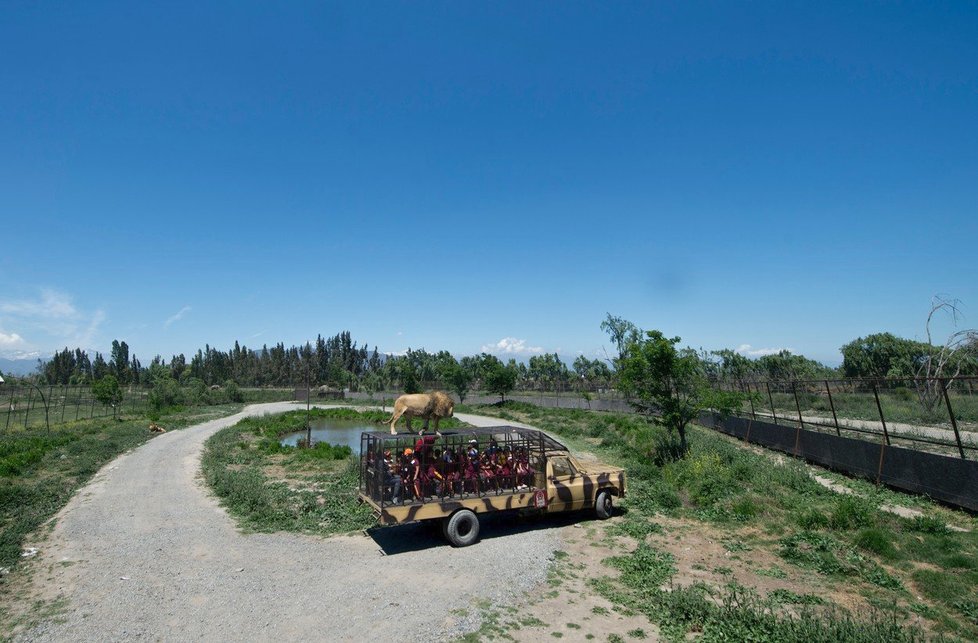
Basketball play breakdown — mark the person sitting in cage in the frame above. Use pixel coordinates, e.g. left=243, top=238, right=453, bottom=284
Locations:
left=479, top=450, right=499, bottom=493
left=515, top=446, right=532, bottom=490
left=464, top=439, right=481, bottom=494
left=414, top=432, right=439, bottom=464
left=496, top=445, right=514, bottom=490
left=381, top=449, right=402, bottom=504
left=403, top=447, right=423, bottom=501
left=425, top=448, right=447, bottom=496
left=437, top=447, right=458, bottom=497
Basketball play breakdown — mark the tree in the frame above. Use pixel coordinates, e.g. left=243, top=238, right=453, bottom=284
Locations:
left=600, top=313, right=641, bottom=367
left=92, top=374, right=124, bottom=416
left=618, top=330, right=741, bottom=457
left=914, top=296, right=978, bottom=411
left=840, top=333, right=928, bottom=380
left=482, top=356, right=517, bottom=403
left=110, top=340, right=131, bottom=385
left=443, top=362, right=472, bottom=404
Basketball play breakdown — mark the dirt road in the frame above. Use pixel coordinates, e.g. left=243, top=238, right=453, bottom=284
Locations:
left=17, top=403, right=559, bottom=642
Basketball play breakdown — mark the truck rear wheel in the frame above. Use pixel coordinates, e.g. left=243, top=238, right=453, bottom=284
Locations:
left=595, top=490, right=613, bottom=520
left=443, top=509, right=480, bottom=547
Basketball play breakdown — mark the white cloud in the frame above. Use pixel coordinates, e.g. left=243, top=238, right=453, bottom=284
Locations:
left=736, top=344, right=791, bottom=357
left=0, top=289, right=78, bottom=319
left=480, top=337, right=544, bottom=356
left=0, top=331, right=25, bottom=348
left=164, top=306, right=192, bottom=328
left=0, top=289, right=106, bottom=356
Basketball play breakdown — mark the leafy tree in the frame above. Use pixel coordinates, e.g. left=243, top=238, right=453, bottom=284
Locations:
left=528, top=353, right=569, bottom=391
left=840, top=333, right=928, bottom=379
left=601, top=313, right=641, bottom=367
left=91, top=374, right=123, bottom=414
left=755, top=350, right=836, bottom=381
left=443, top=362, right=472, bottom=404
left=618, top=330, right=743, bottom=457
left=92, top=352, right=109, bottom=380
left=110, top=340, right=131, bottom=385
left=482, top=355, right=517, bottom=402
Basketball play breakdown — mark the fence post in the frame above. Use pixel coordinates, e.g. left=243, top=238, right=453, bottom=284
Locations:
left=61, top=385, right=68, bottom=423
left=746, top=382, right=756, bottom=420
left=24, top=387, right=33, bottom=429
left=792, top=382, right=805, bottom=455
left=872, top=381, right=889, bottom=484
left=872, top=382, right=890, bottom=446
left=765, top=382, right=778, bottom=425
left=825, top=380, right=841, bottom=437
left=941, top=379, right=966, bottom=460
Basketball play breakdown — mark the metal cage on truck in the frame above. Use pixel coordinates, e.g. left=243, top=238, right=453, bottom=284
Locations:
left=357, top=426, right=626, bottom=546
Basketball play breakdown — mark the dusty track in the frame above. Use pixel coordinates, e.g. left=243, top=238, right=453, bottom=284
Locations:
left=17, top=403, right=559, bottom=642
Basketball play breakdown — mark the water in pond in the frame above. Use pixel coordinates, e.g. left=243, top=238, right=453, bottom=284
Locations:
left=279, top=418, right=376, bottom=451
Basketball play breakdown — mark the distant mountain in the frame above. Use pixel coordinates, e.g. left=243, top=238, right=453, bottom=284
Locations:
left=0, top=357, right=42, bottom=377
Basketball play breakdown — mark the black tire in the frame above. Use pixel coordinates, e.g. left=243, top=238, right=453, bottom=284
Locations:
left=443, top=509, right=480, bottom=547
left=595, top=490, right=613, bottom=520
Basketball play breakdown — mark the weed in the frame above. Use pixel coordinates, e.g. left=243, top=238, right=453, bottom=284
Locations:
left=854, top=528, right=898, bottom=559
left=755, top=565, right=787, bottom=579
left=768, top=589, right=825, bottom=605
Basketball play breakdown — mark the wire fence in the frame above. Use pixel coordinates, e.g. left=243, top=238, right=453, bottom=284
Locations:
left=716, top=376, right=978, bottom=460
left=0, top=384, right=296, bottom=433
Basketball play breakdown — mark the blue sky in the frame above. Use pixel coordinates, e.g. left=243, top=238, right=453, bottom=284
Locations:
left=1, top=2, right=976, bottom=367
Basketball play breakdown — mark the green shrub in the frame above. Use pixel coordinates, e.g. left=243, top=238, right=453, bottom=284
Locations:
left=854, top=528, right=898, bottom=559
left=829, top=496, right=874, bottom=531
left=798, top=509, right=829, bottom=530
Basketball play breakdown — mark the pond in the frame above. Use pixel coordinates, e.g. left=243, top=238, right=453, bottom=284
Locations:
left=279, top=417, right=377, bottom=452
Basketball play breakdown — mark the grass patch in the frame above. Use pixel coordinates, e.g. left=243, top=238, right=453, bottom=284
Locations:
left=463, top=401, right=977, bottom=640
left=202, top=410, right=377, bottom=535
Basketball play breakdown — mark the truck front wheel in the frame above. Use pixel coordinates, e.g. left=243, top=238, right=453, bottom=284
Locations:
left=443, top=509, right=480, bottom=547
left=595, top=490, right=613, bottom=520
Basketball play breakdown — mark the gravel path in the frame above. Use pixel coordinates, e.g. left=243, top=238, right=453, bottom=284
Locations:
left=18, top=403, right=560, bottom=642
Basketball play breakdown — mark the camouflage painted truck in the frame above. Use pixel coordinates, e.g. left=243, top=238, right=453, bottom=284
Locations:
left=358, top=426, right=626, bottom=547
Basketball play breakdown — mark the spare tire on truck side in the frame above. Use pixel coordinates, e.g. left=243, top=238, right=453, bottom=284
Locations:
left=442, top=509, right=480, bottom=547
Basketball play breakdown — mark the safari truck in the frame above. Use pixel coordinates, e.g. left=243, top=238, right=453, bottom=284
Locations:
left=358, top=426, right=626, bottom=547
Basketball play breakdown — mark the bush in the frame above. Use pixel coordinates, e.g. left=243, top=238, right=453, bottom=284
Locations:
left=224, top=380, right=244, bottom=403
left=149, top=377, right=184, bottom=412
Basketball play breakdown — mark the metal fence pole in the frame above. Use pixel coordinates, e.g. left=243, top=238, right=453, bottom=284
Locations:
left=872, top=381, right=889, bottom=484
left=825, top=380, right=841, bottom=437
left=745, top=382, right=756, bottom=420
left=940, top=379, right=966, bottom=460
left=61, top=385, right=68, bottom=423
left=872, top=382, right=890, bottom=446
left=792, top=382, right=805, bottom=455
left=24, top=387, right=33, bottom=429
left=766, top=382, right=778, bottom=425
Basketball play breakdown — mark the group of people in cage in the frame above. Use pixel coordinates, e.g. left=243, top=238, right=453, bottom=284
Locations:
left=378, top=435, right=536, bottom=504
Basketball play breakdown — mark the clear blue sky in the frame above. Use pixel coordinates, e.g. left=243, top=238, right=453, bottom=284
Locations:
left=1, top=2, right=976, bottom=367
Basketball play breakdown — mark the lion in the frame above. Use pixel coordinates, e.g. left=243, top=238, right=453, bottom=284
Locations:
left=383, top=391, right=455, bottom=435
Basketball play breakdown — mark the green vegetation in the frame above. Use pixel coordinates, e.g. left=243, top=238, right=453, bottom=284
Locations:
left=0, top=405, right=242, bottom=577
left=463, top=401, right=978, bottom=640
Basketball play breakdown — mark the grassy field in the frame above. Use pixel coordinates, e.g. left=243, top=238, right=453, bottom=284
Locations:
left=458, top=402, right=978, bottom=642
